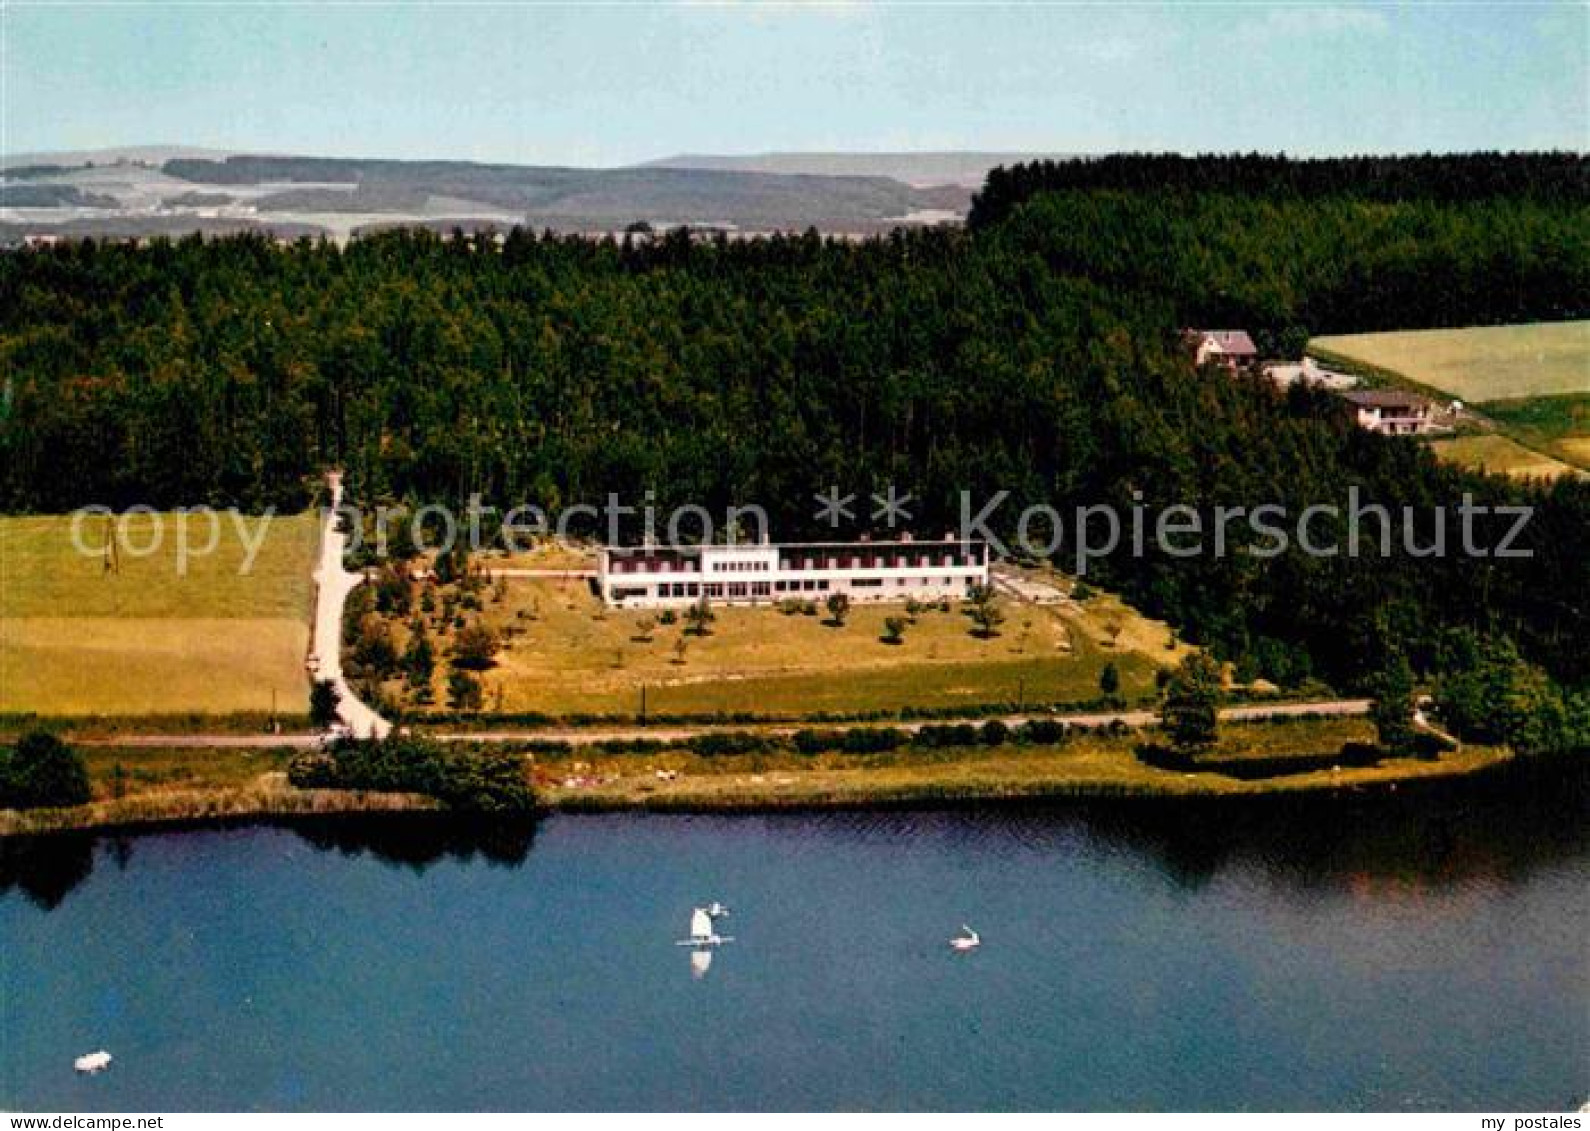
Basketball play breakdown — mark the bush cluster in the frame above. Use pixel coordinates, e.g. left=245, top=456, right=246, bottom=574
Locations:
left=0, top=733, right=92, bottom=810
left=289, top=736, right=535, bottom=812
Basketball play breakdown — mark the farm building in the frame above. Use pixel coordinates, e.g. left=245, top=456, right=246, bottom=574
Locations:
left=599, top=537, right=989, bottom=608
left=1340, top=389, right=1439, bottom=436
left=1184, top=328, right=1258, bottom=371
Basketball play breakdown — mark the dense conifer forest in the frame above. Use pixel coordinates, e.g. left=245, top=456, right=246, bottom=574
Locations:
left=2, top=153, right=1587, bottom=701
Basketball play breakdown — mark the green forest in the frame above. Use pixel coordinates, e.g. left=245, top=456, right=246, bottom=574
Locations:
left=2, top=153, right=1587, bottom=712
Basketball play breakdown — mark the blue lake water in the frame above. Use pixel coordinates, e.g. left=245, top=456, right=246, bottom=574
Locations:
left=2, top=773, right=1586, bottom=1111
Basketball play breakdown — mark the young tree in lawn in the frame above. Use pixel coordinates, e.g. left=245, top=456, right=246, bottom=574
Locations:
left=882, top=615, right=908, bottom=645
left=1099, top=660, right=1122, bottom=705
left=451, top=622, right=500, bottom=670
left=1161, top=653, right=1222, bottom=754
left=403, top=625, right=436, bottom=688
left=684, top=596, right=717, bottom=637
left=825, top=592, right=851, bottom=627
left=964, top=583, right=1005, bottom=638
left=447, top=669, right=484, bottom=711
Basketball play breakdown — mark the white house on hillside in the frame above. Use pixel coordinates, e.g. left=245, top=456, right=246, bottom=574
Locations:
left=1183, top=328, right=1258, bottom=371
left=599, top=537, right=989, bottom=608
left=1340, top=389, right=1438, bottom=436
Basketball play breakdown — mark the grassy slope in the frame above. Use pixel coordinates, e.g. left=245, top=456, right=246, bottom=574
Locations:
left=1424, top=435, right=1583, bottom=481
left=1479, top=393, right=1590, bottom=467
left=402, top=576, right=1179, bottom=717
left=0, top=512, right=319, bottom=715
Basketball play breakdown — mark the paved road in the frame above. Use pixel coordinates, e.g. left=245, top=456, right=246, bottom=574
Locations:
left=311, top=474, right=391, bottom=740
left=78, top=698, right=1371, bottom=750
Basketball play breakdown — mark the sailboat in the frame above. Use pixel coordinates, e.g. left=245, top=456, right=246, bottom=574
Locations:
left=676, top=907, right=734, bottom=948
left=690, top=948, right=713, bottom=979
left=950, top=925, right=981, bottom=951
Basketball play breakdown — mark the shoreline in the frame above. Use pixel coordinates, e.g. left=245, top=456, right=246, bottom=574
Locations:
left=0, top=742, right=1514, bottom=839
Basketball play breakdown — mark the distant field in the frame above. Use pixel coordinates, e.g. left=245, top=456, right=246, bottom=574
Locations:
left=1479, top=393, right=1590, bottom=469
left=1423, top=435, right=1583, bottom=481
left=0, top=512, right=319, bottom=715
left=402, top=576, right=1179, bottom=718
left=1311, top=321, right=1590, bottom=401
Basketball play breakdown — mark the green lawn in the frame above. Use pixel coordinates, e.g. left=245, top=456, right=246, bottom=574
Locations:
left=398, top=577, right=1172, bottom=718
left=0, top=511, right=320, bottom=715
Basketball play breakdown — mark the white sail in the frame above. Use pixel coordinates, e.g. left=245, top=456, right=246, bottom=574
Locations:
left=690, top=908, right=713, bottom=941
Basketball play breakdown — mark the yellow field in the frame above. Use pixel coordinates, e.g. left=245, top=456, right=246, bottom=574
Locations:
left=412, top=576, right=1172, bottom=717
left=1312, top=321, right=1590, bottom=401
left=1424, top=435, right=1585, bottom=481
left=0, top=512, right=319, bottom=716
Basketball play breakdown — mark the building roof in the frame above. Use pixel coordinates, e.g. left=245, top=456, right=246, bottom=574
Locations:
left=1187, top=328, right=1257, bottom=355
left=1341, top=389, right=1433, bottom=410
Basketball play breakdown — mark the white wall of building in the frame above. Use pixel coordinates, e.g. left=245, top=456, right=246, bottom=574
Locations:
left=598, top=540, right=989, bottom=608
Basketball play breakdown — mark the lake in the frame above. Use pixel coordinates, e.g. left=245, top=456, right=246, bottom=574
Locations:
left=3, top=769, right=1586, bottom=1111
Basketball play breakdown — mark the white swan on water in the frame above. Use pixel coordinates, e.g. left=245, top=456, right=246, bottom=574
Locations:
left=950, top=925, right=981, bottom=951
left=74, top=1051, right=112, bottom=1074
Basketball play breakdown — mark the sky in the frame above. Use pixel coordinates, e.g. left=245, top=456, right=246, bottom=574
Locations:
left=3, top=2, right=1586, bottom=164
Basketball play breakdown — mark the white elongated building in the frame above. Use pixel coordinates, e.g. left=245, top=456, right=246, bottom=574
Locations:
left=598, top=537, right=989, bottom=608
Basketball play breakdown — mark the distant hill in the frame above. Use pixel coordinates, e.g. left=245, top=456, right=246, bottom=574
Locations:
left=639, top=151, right=1075, bottom=187
left=0, top=145, right=234, bottom=171
left=1, top=149, right=986, bottom=242
left=161, top=155, right=962, bottom=231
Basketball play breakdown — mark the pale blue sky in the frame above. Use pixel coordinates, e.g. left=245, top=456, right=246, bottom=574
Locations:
left=4, top=2, right=1585, bottom=164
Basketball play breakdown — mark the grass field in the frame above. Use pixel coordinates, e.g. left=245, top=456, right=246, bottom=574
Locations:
left=0, top=511, right=320, bottom=715
left=1311, top=321, right=1590, bottom=402
left=1424, top=435, right=1584, bottom=481
left=403, top=575, right=1179, bottom=718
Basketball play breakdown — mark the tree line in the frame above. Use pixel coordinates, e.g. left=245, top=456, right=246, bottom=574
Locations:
left=1, top=153, right=1587, bottom=698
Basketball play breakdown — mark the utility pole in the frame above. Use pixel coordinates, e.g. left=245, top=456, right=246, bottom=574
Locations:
left=640, top=684, right=648, bottom=725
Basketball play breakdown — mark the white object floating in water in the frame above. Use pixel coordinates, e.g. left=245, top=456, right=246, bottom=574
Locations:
left=690, top=948, right=713, bottom=979
left=676, top=906, right=733, bottom=948
left=74, top=1050, right=112, bottom=1074
left=705, top=901, right=731, bottom=918
left=950, top=925, right=981, bottom=951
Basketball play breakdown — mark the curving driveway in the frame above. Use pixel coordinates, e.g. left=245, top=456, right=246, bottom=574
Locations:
left=310, top=474, right=391, bottom=740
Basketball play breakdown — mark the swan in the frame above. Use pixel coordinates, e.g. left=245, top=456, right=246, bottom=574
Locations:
left=74, top=1051, right=112, bottom=1074
left=950, top=925, right=981, bottom=951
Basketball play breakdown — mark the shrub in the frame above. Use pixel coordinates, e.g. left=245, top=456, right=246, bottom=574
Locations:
left=1015, top=718, right=1067, bottom=745
left=289, top=736, right=534, bottom=812
left=0, top=733, right=92, bottom=809
left=980, top=719, right=1010, bottom=746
